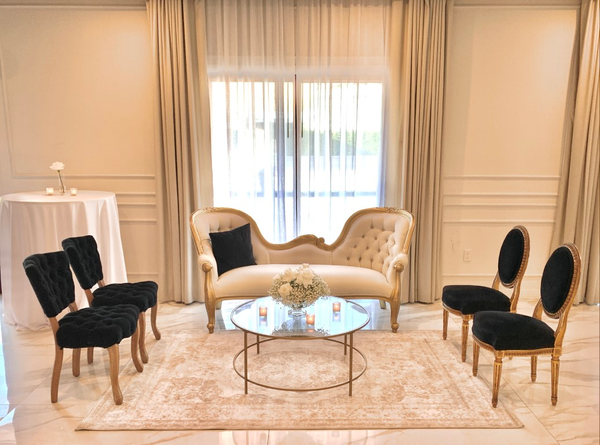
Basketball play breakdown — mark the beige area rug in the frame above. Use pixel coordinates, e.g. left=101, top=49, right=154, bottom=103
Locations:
left=78, top=330, right=522, bottom=430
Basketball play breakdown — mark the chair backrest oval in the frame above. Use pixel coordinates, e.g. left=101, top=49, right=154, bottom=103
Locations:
left=498, top=226, right=528, bottom=285
left=23, top=251, right=75, bottom=318
left=541, top=244, right=579, bottom=317
left=62, top=235, right=104, bottom=289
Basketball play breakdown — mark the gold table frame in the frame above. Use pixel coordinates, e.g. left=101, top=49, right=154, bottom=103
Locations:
left=231, top=298, right=370, bottom=396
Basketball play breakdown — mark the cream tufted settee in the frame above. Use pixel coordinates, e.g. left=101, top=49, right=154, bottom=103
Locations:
left=190, top=207, right=415, bottom=333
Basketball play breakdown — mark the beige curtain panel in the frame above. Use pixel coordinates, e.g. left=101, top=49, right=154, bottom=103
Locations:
left=385, top=0, right=448, bottom=303
left=552, top=0, right=599, bottom=305
left=146, top=0, right=213, bottom=303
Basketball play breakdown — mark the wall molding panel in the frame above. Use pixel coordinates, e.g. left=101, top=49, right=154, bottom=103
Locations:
left=440, top=5, right=576, bottom=293
left=0, top=5, right=159, bottom=291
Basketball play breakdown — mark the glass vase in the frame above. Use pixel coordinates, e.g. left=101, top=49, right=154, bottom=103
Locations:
left=57, top=171, right=66, bottom=195
left=288, top=305, right=307, bottom=317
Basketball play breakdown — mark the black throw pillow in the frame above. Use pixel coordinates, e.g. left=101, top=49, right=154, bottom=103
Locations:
left=209, top=224, right=256, bottom=276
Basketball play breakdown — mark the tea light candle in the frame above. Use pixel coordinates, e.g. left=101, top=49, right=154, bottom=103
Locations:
left=332, top=302, right=341, bottom=312
left=70, top=188, right=78, bottom=196
left=306, top=314, right=315, bottom=325
left=46, top=187, right=54, bottom=195
left=259, top=306, right=268, bottom=317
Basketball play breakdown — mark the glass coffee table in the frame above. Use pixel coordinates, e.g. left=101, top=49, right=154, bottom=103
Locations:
left=230, top=296, right=370, bottom=396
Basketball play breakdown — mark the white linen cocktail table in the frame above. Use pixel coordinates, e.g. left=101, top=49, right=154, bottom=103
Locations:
left=230, top=296, right=370, bottom=396
left=0, top=190, right=127, bottom=330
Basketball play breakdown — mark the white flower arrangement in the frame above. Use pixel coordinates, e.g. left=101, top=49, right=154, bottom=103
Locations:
left=268, top=263, right=330, bottom=309
left=50, top=161, right=66, bottom=194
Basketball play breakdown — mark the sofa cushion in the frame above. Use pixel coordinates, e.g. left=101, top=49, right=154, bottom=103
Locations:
left=210, top=224, right=257, bottom=276
left=214, top=264, right=392, bottom=299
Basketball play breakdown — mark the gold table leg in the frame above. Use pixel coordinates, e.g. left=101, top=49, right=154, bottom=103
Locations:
left=349, top=333, right=354, bottom=396
left=244, top=331, right=248, bottom=394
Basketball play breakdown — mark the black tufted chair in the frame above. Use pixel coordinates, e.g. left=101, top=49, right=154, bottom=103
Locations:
left=472, top=243, right=581, bottom=407
left=23, top=251, right=143, bottom=405
left=442, top=226, right=530, bottom=362
left=62, top=235, right=161, bottom=364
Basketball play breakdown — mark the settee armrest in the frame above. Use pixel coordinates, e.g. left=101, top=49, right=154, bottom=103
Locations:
left=390, top=253, right=409, bottom=271
left=198, top=253, right=217, bottom=276
left=198, top=253, right=218, bottom=303
left=387, top=253, right=408, bottom=284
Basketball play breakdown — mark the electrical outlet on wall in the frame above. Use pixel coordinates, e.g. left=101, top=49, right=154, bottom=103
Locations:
left=463, top=249, right=472, bottom=262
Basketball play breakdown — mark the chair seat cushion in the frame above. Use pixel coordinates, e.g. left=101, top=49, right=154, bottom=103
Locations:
left=472, top=311, right=556, bottom=351
left=92, top=281, right=158, bottom=312
left=57, top=304, right=140, bottom=349
left=442, top=285, right=511, bottom=315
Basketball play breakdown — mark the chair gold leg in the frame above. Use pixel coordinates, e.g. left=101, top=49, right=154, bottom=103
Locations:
left=139, top=313, right=148, bottom=364
left=151, top=303, right=161, bottom=340
left=472, top=342, right=480, bottom=376
left=492, top=353, right=504, bottom=408
left=442, top=309, right=448, bottom=340
left=461, top=317, right=469, bottom=362
left=551, top=354, right=560, bottom=406
left=131, top=326, right=143, bottom=373
left=87, top=347, right=94, bottom=364
left=51, top=346, right=64, bottom=403
left=379, top=300, right=387, bottom=310
left=531, top=356, right=537, bottom=382
left=107, top=345, right=123, bottom=405
left=72, top=349, right=81, bottom=377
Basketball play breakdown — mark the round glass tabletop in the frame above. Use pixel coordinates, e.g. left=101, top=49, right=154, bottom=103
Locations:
left=230, top=296, right=370, bottom=339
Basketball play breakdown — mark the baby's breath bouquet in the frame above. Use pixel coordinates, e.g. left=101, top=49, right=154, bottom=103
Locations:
left=268, top=264, right=330, bottom=314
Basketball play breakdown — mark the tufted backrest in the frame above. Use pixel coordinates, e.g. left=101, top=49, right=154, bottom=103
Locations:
left=541, top=244, right=580, bottom=318
left=23, top=251, right=76, bottom=319
left=497, top=226, right=529, bottom=286
left=62, top=235, right=104, bottom=290
left=331, top=210, right=412, bottom=275
left=191, top=207, right=414, bottom=278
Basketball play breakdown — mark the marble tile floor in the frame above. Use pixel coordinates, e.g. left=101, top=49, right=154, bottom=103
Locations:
left=0, top=295, right=597, bottom=445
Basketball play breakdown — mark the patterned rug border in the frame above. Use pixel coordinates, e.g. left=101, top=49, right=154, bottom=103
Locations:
left=78, top=330, right=523, bottom=431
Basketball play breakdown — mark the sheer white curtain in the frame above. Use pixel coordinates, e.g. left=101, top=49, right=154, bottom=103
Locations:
left=202, top=0, right=391, bottom=243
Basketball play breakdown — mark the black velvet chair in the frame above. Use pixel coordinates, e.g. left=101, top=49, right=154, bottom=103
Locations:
left=23, top=251, right=143, bottom=405
left=442, top=226, right=530, bottom=361
left=472, top=243, right=581, bottom=407
left=62, top=235, right=161, bottom=364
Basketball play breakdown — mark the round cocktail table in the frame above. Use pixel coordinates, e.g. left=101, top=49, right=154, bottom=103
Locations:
left=230, top=296, right=370, bottom=396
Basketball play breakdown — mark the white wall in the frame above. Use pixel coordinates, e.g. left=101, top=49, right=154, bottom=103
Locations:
left=441, top=2, right=579, bottom=296
left=0, top=3, right=158, bottom=285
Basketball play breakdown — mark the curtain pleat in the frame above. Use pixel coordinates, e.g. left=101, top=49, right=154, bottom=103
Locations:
left=146, top=0, right=213, bottom=303
left=552, top=0, right=599, bottom=305
left=403, top=0, right=447, bottom=303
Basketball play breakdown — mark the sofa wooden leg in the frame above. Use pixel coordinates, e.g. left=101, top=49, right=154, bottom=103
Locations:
left=206, top=298, right=216, bottom=334
left=390, top=300, right=400, bottom=333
